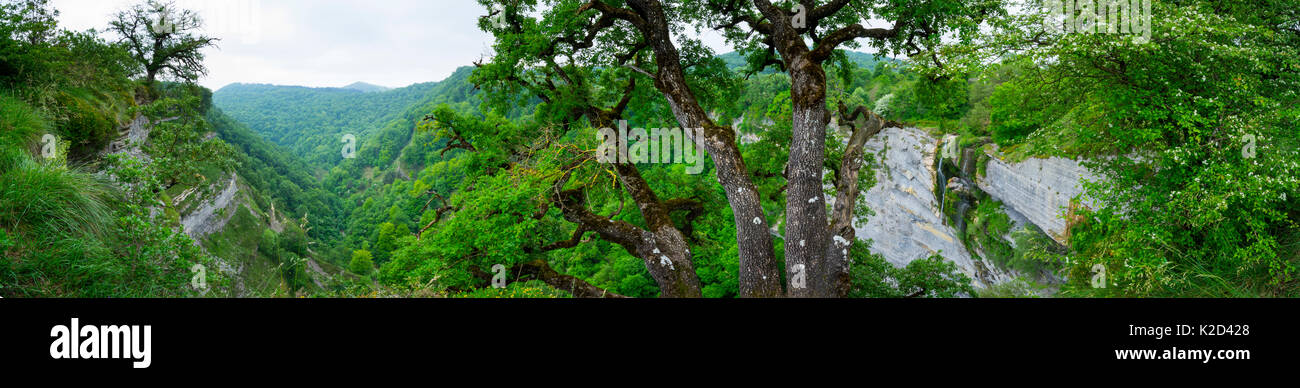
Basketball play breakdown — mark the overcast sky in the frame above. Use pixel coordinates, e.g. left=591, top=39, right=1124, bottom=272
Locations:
left=50, top=0, right=527, bottom=90
left=49, top=1, right=891, bottom=91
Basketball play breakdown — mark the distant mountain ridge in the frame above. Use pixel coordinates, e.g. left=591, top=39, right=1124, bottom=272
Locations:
left=212, top=51, right=894, bottom=170
left=216, top=82, right=407, bottom=94
left=341, top=82, right=391, bottom=93
left=213, top=66, right=479, bottom=169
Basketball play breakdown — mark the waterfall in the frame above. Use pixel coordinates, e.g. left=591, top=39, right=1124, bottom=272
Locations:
left=855, top=127, right=1018, bottom=288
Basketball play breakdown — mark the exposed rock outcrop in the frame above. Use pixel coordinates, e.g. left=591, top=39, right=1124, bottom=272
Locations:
left=103, top=114, right=152, bottom=162
left=180, top=173, right=242, bottom=240
left=854, top=127, right=1017, bottom=288
left=976, top=149, right=1098, bottom=245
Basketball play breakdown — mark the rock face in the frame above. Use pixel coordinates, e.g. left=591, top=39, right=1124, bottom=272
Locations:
left=854, top=127, right=1016, bottom=288
left=180, top=173, right=242, bottom=240
left=104, top=115, right=153, bottom=162
left=976, top=151, right=1098, bottom=245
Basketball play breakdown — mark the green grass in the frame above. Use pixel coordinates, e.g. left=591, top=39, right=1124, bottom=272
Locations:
left=0, top=96, right=158, bottom=297
left=0, top=94, right=47, bottom=152
left=0, top=97, right=117, bottom=240
left=0, top=91, right=209, bottom=298
left=201, top=205, right=281, bottom=296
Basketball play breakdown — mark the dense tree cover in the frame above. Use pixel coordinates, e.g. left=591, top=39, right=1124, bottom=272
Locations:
left=206, top=1, right=1014, bottom=298
left=980, top=0, right=1300, bottom=296
left=330, top=0, right=976, bottom=298
left=215, top=68, right=486, bottom=167
left=358, top=0, right=1296, bottom=298
left=1, top=0, right=138, bottom=160
left=9, top=0, right=1295, bottom=299
left=0, top=0, right=338, bottom=297
left=215, top=67, right=493, bottom=258
left=206, top=108, right=347, bottom=246
left=424, top=0, right=1001, bottom=297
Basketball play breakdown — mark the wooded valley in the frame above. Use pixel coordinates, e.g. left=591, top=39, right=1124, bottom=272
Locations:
left=2, top=0, right=1297, bottom=298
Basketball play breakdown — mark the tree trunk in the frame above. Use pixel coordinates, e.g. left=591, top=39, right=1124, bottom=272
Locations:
left=826, top=104, right=886, bottom=297
left=784, top=57, right=835, bottom=297
left=609, top=163, right=703, bottom=298
left=553, top=187, right=702, bottom=298
left=628, top=0, right=783, bottom=297
left=551, top=119, right=703, bottom=298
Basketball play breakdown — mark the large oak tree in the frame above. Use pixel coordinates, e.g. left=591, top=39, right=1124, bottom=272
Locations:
left=470, top=0, right=997, bottom=297
left=109, top=0, right=217, bottom=88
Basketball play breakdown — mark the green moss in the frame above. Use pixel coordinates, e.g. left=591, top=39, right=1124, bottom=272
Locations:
left=942, top=190, right=960, bottom=222
left=975, top=149, right=991, bottom=180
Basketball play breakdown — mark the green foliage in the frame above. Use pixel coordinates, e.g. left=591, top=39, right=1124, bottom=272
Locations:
left=213, top=68, right=485, bottom=253
left=1, top=94, right=222, bottom=297
left=278, top=251, right=309, bottom=295
left=991, top=1, right=1300, bottom=296
left=1009, top=227, right=1065, bottom=273
left=449, top=280, right=568, bottom=299
left=0, top=0, right=60, bottom=87
left=0, top=93, right=45, bottom=152
left=977, top=278, right=1047, bottom=298
left=349, top=250, right=374, bottom=275
left=0, top=0, right=326, bottom=298
left=848, top=239, right=976, bottom=298
left=719, top=50, right=893, bottom=75
left=213, top=67, right=476, bottom=169
left=256, top=226, right=317, bottom=296
left=987, top=77, right=1052, bottom=145
left=915, top=76, right=970, bottom=121
left=259, top=228, right=279, bottom=256
left=0, top=149, right=115, bottom=239
left=2, top=0, right=137, bottom=160
left=207, top=109, right=344, bottom=243
left=371, top=222, right=406, bottom=265
left=109, top=0, right=217, bottom=85
left=280, top=221, right=308, bottom=257
left=139, top=94, right=235, bottom=190
left=966, top=199, right=1015, bottom=265
left=962, top=197, right=1065, bottom=278
left=10, top=0, right=1293, bottom=299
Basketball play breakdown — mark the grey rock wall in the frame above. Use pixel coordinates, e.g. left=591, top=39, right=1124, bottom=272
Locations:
left=976, top=150, right=1098, bottom=245
left=853, top=127, right=1016, bottom=288
left=180, top=173, right=242, bottom=240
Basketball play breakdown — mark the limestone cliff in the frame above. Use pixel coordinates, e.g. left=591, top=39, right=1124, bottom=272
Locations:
left=854, top=127, right=1018, bottom=288
left=976, top=148, right=1098, bottom=246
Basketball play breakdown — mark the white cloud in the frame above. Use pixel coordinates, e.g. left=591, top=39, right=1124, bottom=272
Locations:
left=49, top=1, right=884, bottom=91
left=51, top=0, right=500, bottom=90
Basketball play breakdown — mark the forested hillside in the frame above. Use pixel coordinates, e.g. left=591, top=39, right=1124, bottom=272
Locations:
left=213, top=81, right=438, bottom=168
left=213, top=47, right=982, bottom=297
left=3, top=0, right=1297, bottom=299
left=0, top=0, right=356, bottom=297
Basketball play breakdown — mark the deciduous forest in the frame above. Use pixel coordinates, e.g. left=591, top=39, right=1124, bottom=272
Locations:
left=2, top=0, right=1296, bottom=298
